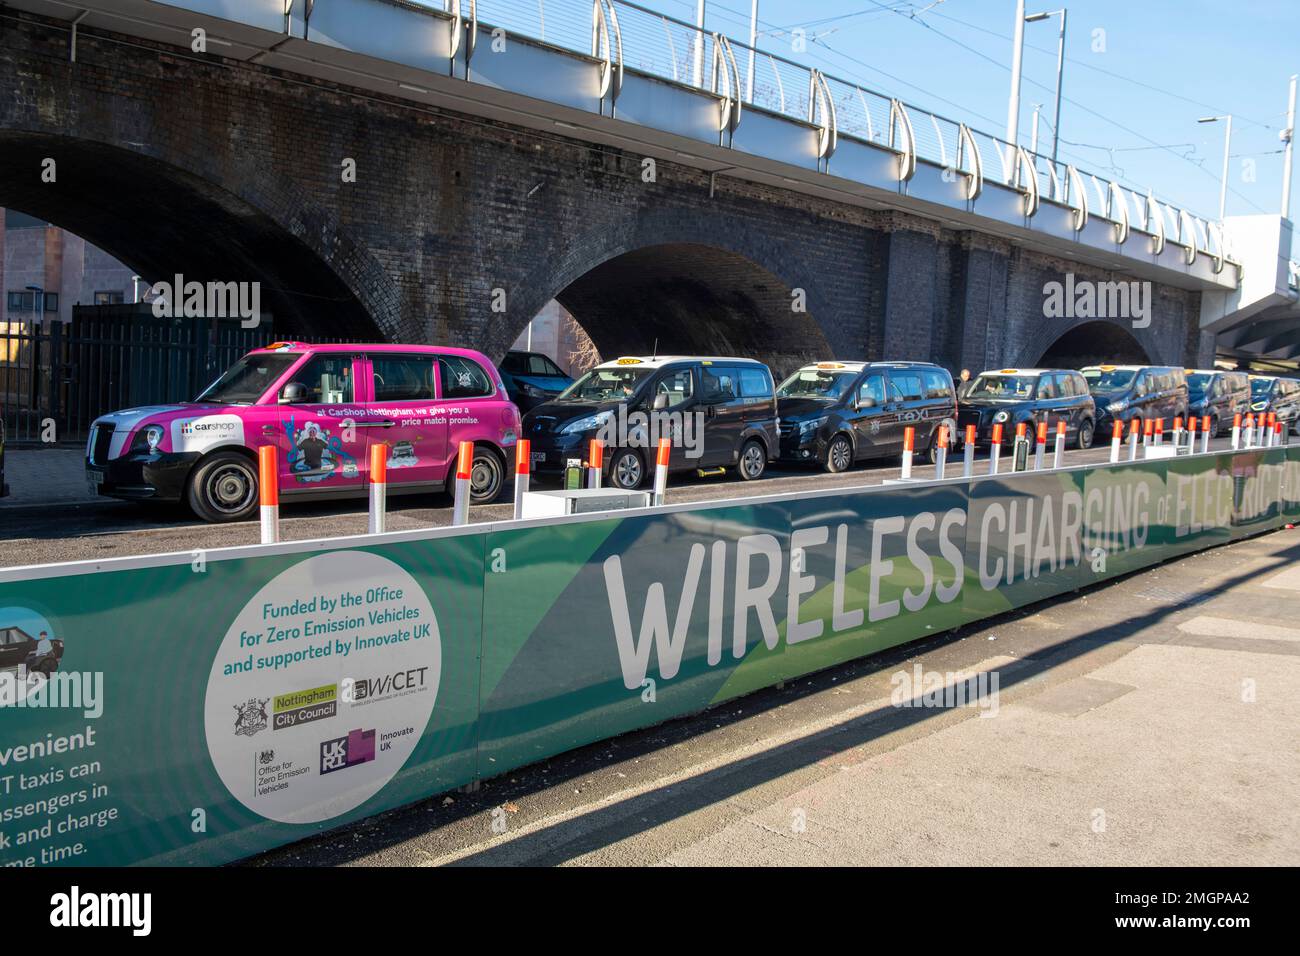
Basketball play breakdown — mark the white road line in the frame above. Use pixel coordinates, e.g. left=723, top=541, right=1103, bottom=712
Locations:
left=1177, top=615, right=1300, bottom=643
left=1262, top=566, right=1300, bottom=592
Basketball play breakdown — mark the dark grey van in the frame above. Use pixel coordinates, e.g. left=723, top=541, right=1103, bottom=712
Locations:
left=1185, top=368, right=1250, bottom=436
left=1250, top=375, right=1300, bottom=435
left=776, top=361, right=957, bottom=469
left=522, top=356, right=779, bottom=489
left=1083, top=365, right=1189, bottom=436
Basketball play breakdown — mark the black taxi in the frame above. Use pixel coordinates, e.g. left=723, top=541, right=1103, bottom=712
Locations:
left=957, top=368, right=1096, bottom=449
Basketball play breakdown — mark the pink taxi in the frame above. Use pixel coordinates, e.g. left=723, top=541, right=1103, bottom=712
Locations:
left=85, top=342, right=521, bottom=522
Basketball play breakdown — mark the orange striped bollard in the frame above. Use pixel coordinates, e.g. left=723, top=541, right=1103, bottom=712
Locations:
left=1185, top=415, right=1197, bottom=454
left=587, top=438, right=604, bottom=490
left=1232, top=413, right=1243, bottom=450
left=1154, top=418, right=1164, bottom=446
left=963, top=424, right=976, bottom=477
left=901, top=426, right=915, bottom=479
left=452, top=440, right=473, bottom=526
left=652, top=437, right=671, bottom=506
left=1173, top=416, right=1183, bottom=449
left=368, top=443, right=388, bottom=534
left=989, top=423, right=1003, bottom=475
left=1034, top=420, right=1048, bottom=470
left=1110, top=420, right=1123, bottom=463
left=258, top=445, right=279, bottom=544
left=1275, top=419, right=1284, bottom=447
left=1143, top=418, right=1154, bottom=448
left=1260, top=413, right=1270, bottom=446
left=1268, top=412, right=1278, bottom=446
left=1243, top=414, right=1254, bottom=448
left=513, top=440, right=531, bottom=519
left=934, top=424, right=949, bottom=479
left=1201, top=415, right=1211, bottom=453
left=1053, top=420, right=1066, bottom=468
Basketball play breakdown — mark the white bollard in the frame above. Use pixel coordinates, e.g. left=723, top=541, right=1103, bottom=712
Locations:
left=1128, top=420, right=1140, bottom=461
left=1185, top=416, right=1197, bottom=455
left=1232, top=413, right=1242, bottom=450
left=1154, top=419, right=1165, bottom=446
left=513, top=439, right=531, bottom=519
left=934, top=425, right=948, bottom=479
left=901, top=426, right=915, bottom=480
left=1143, top=419, right=1154, bottom=449
left=1053, top=421, right=1065, bottom=469
left=1173, top=417, right=1183, bottom=452
left=652, top=437, right=670, bottom=506
left=963, top=425, right=976, bottom=478
left=368, top=443, right=387, bottom=534
left=1110, top=420, right=1122, bottom=463
left=452, top=440, right=472, bottom=526
left=1201, top=416, right=1211, bottom=454
left=258, top=445, right=279, bottom=544
left=1244, top=415, right=1255, bottom=449
left=1034, top=421, right=1047, bottom=471
left=989, top=423, right=1003, bottom=475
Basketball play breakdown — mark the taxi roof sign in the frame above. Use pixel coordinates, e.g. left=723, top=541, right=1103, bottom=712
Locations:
left=815, top=362, right=846, bottom=369
left=614, top=357, right=643, bottom=365
left=998, top=368, right=1019, bottom=374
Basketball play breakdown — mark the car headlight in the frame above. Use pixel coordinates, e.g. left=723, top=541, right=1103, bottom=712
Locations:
left=798, top=416, right=828, bottom=435
left=1106, top=400, right=1128, bottom=414
left=133, top=424, right=165, bottom=453
left=992, top=410, right=1010, bottom=423
left=1251, top=400, right=1268, bottom=411
left=560, top=410, right=613, bottom=435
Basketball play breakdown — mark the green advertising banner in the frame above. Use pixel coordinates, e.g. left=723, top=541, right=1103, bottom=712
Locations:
left=1, top=447, right=1297, bottom=866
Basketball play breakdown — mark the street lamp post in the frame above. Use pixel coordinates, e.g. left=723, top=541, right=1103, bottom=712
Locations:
left=26, top=285, right=42, bottom=325
left=746, top=0, right=758, bottom=103
left=1008, top=6, right=1067, bottom=157
left=1281, top=75, right=1296, bottom=221
left=1199, top=114, right=1233, bottom=221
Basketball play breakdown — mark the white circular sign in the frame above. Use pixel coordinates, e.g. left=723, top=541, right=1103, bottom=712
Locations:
left=204, top=551, right=440, bottom=824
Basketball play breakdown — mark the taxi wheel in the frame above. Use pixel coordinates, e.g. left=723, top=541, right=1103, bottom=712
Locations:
left=468, top=448, right=504, bottom=504
left=1074, top=419, right=1095, bottom=450
left=738, top=439, right=768, bottom=481
left=824, top=434, right=854, bottom=473
left=1208, top=414, right=1220, bottom=438
left=187, top=451, right=259, bottom=523
left=609, top=449, right=645, bottom=490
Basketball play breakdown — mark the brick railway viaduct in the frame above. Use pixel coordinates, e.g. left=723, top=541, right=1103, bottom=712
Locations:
left=0, top=9, right=1210, bottom=377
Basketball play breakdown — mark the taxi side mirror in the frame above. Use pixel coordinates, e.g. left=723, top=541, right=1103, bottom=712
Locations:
left=279, top=382, right=308, bottom=405
left=859, top=395, right=876, bottom=409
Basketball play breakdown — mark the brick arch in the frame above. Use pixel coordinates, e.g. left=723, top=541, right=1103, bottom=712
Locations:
left=0, top=132, right=393, bottom=341
left=1010, top=314, right=1166, bottom=370
left=501, top=212, right=847, bottom=376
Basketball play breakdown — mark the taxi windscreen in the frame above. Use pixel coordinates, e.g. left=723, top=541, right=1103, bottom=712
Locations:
left=196, top=353, right=300, bottom=404
left=1083, top=368, right=1137, bottom=391
left=967, top=374, right=1037, bottom=400
left=1250, top=377, right=1275, bottom=397
left=557, top=366, right=655, bottom=403
left=776, top=368, right=856, bottom=401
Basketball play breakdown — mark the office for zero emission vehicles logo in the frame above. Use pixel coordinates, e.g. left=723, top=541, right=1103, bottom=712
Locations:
left=204, top=551, right=440, bottom=824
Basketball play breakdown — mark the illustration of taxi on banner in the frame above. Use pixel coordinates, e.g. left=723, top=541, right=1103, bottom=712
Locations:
left=84, top=343, right=520, bottom=522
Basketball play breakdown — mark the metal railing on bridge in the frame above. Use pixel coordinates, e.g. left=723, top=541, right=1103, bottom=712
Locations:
left=418, top=0, right=1232, bottom=271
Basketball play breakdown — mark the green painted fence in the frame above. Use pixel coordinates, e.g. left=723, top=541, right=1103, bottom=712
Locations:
left=1, top=447, right=1297, bottom=866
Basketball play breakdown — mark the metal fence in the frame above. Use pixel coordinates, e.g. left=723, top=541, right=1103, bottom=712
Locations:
left=432, top=0, right=1226, bottom=259
left=0, top=307, right=301, bottom=445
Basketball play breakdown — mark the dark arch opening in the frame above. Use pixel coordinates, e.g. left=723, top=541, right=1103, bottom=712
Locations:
left=1034, top=320, right=1151, bottom=368
left=551, top=243, right=832, bottom=380
left=0, top=132, right=379, bottom=339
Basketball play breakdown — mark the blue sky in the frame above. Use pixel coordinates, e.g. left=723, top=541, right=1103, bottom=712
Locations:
left=641, top=0, right=1298, bottom=235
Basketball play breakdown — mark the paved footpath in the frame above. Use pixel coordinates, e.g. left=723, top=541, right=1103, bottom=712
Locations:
left=249, top=525, right=1300, bottom=867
